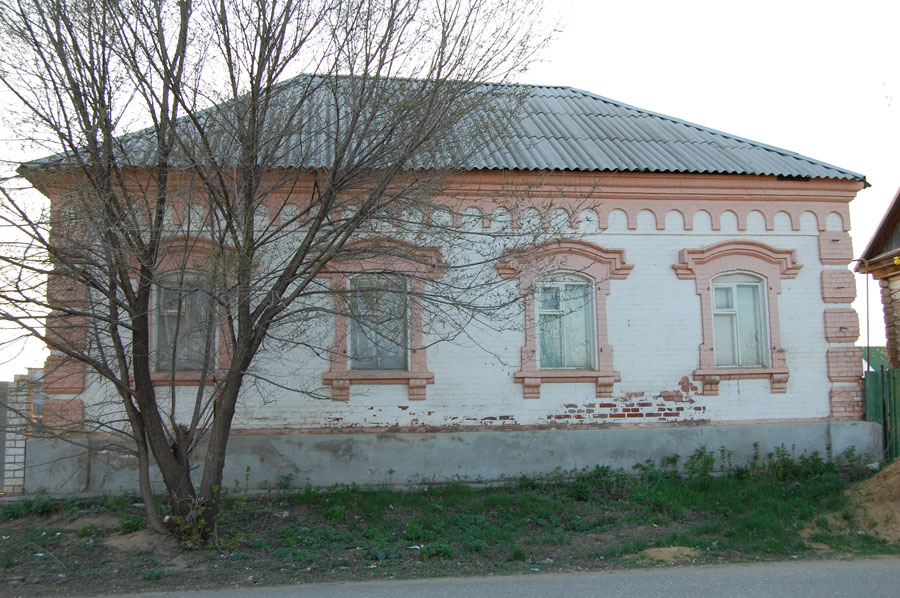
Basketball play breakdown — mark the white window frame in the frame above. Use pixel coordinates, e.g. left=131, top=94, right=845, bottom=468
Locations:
left=535, top=274, right=596, bottom=370
left=155, top=274, right=215, bottom=373
left=711, top=272, right=770, bottom=368
left=348, top=274, right=409, bottom=371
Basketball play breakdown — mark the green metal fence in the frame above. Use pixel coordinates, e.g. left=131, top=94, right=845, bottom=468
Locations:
left=864, top=367, right=900, bottom=460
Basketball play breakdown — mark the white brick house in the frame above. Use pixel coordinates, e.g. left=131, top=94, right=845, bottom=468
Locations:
left=19, top=83, right=879, bottom=493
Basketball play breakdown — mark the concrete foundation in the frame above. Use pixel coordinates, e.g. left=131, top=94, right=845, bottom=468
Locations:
left=24, top=421, right=883, bottom=495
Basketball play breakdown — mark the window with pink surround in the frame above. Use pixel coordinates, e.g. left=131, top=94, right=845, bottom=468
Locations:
left=496, top=240, right=633, bottom=399
left=672, top=241, right=802, bottom=395
left=321, top=241, right=444, bottom=401
left=150, top=238, right=224, bottom=387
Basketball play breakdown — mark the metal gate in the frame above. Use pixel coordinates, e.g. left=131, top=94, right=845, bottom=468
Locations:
left=864, top=366, right=900, bottom=460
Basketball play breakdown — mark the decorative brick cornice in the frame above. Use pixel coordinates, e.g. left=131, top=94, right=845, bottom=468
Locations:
left=673, top=241, right=801, bottom=281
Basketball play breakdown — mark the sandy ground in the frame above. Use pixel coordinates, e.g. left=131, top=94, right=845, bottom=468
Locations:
left=850, top=458, right=900, bottom=542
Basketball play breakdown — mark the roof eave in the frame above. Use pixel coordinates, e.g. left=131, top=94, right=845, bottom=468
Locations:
left=858, top=186, right=900, bottom=266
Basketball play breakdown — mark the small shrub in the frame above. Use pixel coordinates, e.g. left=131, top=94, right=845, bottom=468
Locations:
left=465, top=538, right=489, bottom=553
left=273, top=547, right=293, bottom=559
left=403, top=521, right=436, bottom=542
left=118, top=513, right=147, bottom=534
left=767, top=444, right=798, bottom=480
left=0, top=501, right=31, bottom=521
left=684, top=447, right=715, bottom=478
left=718, top=446, right=734, bottom=472
left=660, top=454, right=681, bottom=472
left=141, top=570, right=164, bottom=581
left=515, top=475, right=537, bottom=491
left=365, top=546, right=402, bottom=561
left=78, top=523, right=97, bottom=538
left=104, top=493, right=139, bottom=512
left=567, top=481, right=591, bottom=501
left=508, top=545, right=527, bottom=561
left=422, top=542, right=453, bottom=560
left=30, top=493, right=58, bottom=516
left=323, top=504, right=346, bottom=523
left=292, top=484, right=319, bottom=506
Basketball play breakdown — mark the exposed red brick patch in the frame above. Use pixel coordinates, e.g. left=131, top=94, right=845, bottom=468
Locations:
left=41, top=399, right=85, bottom=431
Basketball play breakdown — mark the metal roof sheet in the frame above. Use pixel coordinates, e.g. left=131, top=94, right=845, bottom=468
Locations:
left=23, top=77, right=865, bottom=182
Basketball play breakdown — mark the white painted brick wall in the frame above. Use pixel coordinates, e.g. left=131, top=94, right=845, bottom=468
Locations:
left=76, top=209, right=845, bottom=432
left=227, top=214, right=836, bottom=429
left=2, top=379, right=28, bottom=494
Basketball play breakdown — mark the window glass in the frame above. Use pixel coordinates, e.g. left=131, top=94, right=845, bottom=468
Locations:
left=713, top=313, right=737, bottom=366
left=714, top=286, right=733, bottom=310
left=349, top=275, right=408, bottom=370
left=736, top=284, right=764, bottom=365
left=711, top=273, right=767, bottom=367
left=157, top=277, right=214, bottom=372
left=536, top=276, right=594, bottom=369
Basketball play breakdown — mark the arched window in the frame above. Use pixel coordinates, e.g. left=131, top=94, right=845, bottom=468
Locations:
left=349, top=274, right=408, bottom=370
left=321, top=241, right=445, bottom=401
left=711, top=273, right=768, bottom=367
left=496, top=240, right=633, bottom=398
left=536, top=274, right=595, bottom=369
left=673, top=240, right=802, bottom=394
left=156, top=273, right=215, bottom=373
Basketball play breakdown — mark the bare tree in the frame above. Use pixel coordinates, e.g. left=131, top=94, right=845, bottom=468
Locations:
left=0, top=0, right=552, bottom=537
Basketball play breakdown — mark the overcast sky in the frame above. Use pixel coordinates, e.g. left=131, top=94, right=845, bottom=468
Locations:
left=1, top=0, right=896, bottom=380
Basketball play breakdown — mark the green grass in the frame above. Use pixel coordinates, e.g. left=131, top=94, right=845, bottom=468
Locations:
left=1, top=448, right=897, bottom=594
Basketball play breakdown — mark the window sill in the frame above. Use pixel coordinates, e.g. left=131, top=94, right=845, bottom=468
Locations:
left=149, top=372, right=217, bottom=387
left=514, top=370, right=620, bottom=399
left=693, top=367, right=789, bottom=395
left=323, top=370, right=434, bottom=401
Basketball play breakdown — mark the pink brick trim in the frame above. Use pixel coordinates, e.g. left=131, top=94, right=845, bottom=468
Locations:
left=826, top=348, right=863, bottom=382
left=424, top=173, right=859, bottom=233
left=829, top=387, right=865, bottom=420
left=818, top=232, right=854, bottom=265
left=496, top=240, right=633, bottom=399
left=44, top=313, right=88, bottom=394
left=41, top=398, right=85, bottom=432
left=321, top=240, right=445, bottom=401
left=823, top=309, right=860, bottom=343
left=43, top=354, right=86, bottom=394
left=673, top=240, right=801, bottom=395
left=149, top=264, right=231, bottom=387
left=820, top=270, right=856, bottom=303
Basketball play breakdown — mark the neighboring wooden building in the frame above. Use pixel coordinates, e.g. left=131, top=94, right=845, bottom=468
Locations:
left=858, top=188, right=900, bottom=369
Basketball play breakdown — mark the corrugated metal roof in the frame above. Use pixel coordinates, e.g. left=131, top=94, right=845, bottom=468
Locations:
left=473, top=85, right=863, bottom=180
left=23, top=77, right=865, bottom=182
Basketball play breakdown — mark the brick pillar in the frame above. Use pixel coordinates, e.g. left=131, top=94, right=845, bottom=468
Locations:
left=819, top=232, right=864, bottom=420
left=2, top=375, right=29, bottom=494
left=881, top=277, right=900, bottom=370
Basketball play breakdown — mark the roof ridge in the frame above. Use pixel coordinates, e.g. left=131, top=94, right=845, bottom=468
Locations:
left=557, top=85, right=865, bottom=181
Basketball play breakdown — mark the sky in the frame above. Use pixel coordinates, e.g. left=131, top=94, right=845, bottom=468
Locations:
left=520, top=0, right=900, bottom=350
left=1, top=0, right=897, bottom=380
